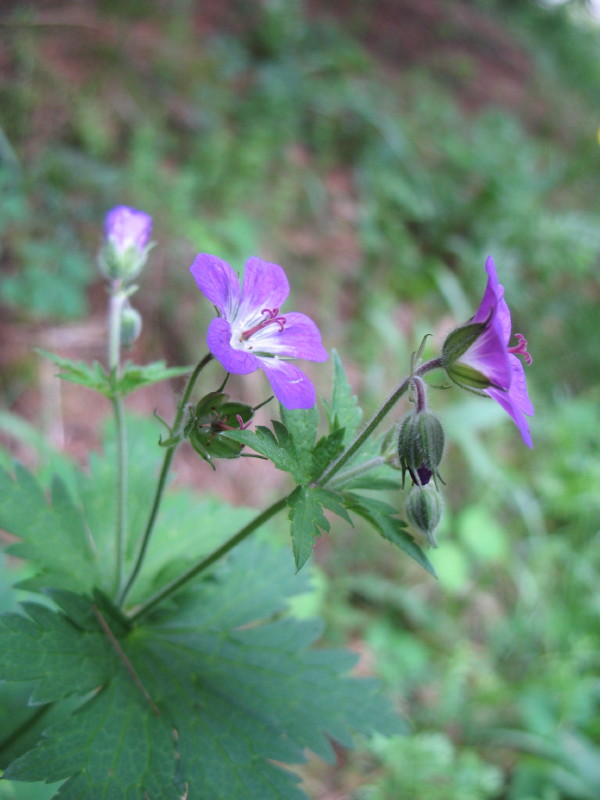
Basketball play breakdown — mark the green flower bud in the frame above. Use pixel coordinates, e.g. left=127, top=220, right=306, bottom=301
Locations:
left=120, top=306, right=142, bottom=347
left=184, top=392, right=254, bottom=468
left=397, top=410, right=445, bottom=488
left=405, top=485, right=443, bottom=548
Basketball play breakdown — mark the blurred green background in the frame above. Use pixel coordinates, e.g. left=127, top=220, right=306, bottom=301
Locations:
left=1, top=0, right=600, bottom=798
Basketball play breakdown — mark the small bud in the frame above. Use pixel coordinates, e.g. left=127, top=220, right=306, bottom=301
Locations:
left=397, top=410, right=445, bottom=488
left=99, top=205, right=153, bottom=281
left=184, top=392, right=254, bottom=467
left=120, top=305, right=142, bottom=347
left=405, top=485, right=443, bottom=547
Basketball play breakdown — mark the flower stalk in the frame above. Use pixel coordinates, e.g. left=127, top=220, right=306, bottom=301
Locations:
left=118, top=353, right=213, bottom=606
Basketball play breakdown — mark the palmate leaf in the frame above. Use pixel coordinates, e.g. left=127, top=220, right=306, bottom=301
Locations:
left=2, top=542, right=402, bottom=799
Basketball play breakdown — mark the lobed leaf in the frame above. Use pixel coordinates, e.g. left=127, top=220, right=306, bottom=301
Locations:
left=36, top=350, right=191, bottom=398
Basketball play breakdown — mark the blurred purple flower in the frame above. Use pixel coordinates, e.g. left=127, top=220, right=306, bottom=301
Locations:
left=447, top=256, right=534, bottom=447
left=190, top=254, right=328, bottom=409
left=105, top=205, right=152, bottom=256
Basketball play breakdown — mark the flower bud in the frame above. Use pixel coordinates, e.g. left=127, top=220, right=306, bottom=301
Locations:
left=405, top=485, right=443, bottom=547
left=99, top=205, right=153, bottom=282
left=184, top=392, right=254, bottom=467
left=397, top=410, right=445, bottom=488
left=120, top=305, right=142, bottom=347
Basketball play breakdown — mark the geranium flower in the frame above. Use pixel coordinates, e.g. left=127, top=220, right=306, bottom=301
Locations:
left=190, top=254, right=327, bottom=409
left=442, top=256, right=534, bottom=447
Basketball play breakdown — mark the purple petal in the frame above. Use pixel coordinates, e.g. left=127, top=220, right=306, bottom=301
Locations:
left=190, top=254, right=240, bottom=319
left=506, top=354, right=534, bottom=416
left=486, top=356, right=534, bottom=448
left=246, top=312, right=328, bottom=362
left=472, top=256, right=503, bottom=324
left=206, top=318, right=259, bottom=375
left=460, top=314, right=512, bottom=390
left=105, top=206, right=152, bottom=253
left=258, top=359, right=316, bottom=409
left=237, top=257, right=290, bottom=321
left=487, top=385, right=533, bottom=448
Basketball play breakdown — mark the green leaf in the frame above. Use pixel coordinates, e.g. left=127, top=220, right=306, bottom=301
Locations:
left=114, top=361, right=193, bottom=396
left=310, top=427, right=345, bottom=483
left=2, top=542, right=402, bottom=799
left=0, top=466, right=100, bottom=594
left=36, top=351, right=191, bottom=398
left=225, top=424, right=302, bottom=480
left=0, top=598, right=112, bottom=705
left=279, top=404, right=319, bottom=480
left=342, top=493, right=437, bottom=577
left=323, top=350, right=363, bottom=446
left=287, top=486, right=351, bottom=571
left=35, top=350, right=110, bottom=395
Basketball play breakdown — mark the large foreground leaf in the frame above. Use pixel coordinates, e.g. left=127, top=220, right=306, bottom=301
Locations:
left=1, top=541, right=402, bottom=799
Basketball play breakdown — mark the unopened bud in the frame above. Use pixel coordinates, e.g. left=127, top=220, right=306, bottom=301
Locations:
left=99, top=205, right=153, bottom=282
left=397, top=410, right=445, bottom=488
left=120, top=305, right=142, bottom=347
left=405, top=485, right=443, bottom=547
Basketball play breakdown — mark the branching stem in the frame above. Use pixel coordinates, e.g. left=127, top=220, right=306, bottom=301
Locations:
left=317, top=357, right=443, bottom=487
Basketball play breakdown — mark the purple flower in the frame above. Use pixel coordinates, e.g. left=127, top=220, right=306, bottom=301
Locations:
left=105, top=205, right=152, bottom=255
left=443, top=256, right=534, bottom=448
left=190, top=254, right=328, bottom=409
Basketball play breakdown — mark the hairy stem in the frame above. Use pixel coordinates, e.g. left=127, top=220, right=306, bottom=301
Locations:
left=128, top=495, right=289, bottom=622
left=317, top=357, right=443, bottom=487
left=118, top=353, right=213, bottom=606
left=112, top=396, right=128, bottom=596
left=108, top=282, right=128, bottom=596
left=325, top=455, right=387, bottom=490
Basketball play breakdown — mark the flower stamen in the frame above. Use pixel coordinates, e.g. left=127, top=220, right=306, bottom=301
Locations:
left=240, top=308, right=287, bottom=340
left=508, top=333, right=532, bottom=365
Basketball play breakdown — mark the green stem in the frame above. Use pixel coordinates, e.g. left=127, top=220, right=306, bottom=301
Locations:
left=325, top=455, right=387, bottom=490
left=108, top=282, right=127, bottom=596
left=118, top=353, right=213, bottom=606
left=112, top=395, right=127, bottom=595
left=128, top=495, right=289, bottom=622
left=317, top=357, right=443, bottom=488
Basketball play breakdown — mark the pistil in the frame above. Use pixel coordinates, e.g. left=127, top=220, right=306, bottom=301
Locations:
left=508, top=333, right=532, bottom=365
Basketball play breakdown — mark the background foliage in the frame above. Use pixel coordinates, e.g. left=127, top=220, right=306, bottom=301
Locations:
left=1, top=0, right=600, bottom=797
